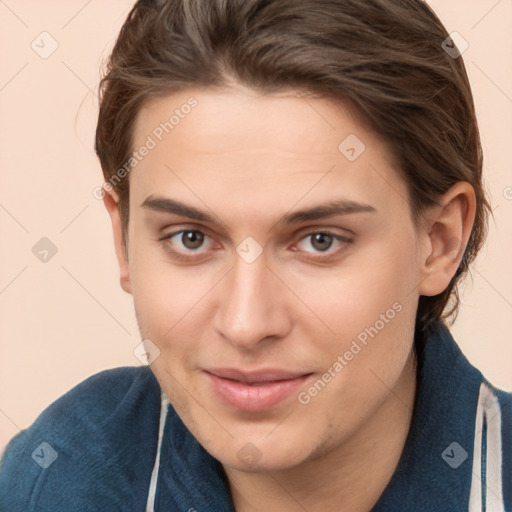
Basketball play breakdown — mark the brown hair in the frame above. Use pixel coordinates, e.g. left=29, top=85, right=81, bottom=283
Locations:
left=95, top=0, right=491, bottom=340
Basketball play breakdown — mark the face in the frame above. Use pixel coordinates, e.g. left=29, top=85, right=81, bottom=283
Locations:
left=114, top=85, right=428, bottom=472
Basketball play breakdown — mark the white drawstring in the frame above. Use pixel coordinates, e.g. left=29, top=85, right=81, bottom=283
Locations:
left=145, top=392, right=169, bottom=512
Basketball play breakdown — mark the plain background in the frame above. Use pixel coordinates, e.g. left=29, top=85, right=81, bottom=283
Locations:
left=0, top=0, right=511, bottom=452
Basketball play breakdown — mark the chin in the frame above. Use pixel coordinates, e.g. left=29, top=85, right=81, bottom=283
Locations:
left=207, top=435, right=315, bottom=474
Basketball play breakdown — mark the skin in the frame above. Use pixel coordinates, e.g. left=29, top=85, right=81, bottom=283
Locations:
left=103, top=84, right=476, bottom=511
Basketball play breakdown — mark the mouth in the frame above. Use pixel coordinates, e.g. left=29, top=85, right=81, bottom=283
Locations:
left=204, top=368, right=314, bottom=412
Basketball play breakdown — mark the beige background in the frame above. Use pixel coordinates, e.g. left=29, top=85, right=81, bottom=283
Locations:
left=0, top=0, right=511, bottom=452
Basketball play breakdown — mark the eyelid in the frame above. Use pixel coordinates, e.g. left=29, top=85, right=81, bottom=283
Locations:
left=294, top=225, right=352, bottom=240
left=291, top=228, right=352, bottom=257
left=159, top=223, right=352, bottom=241
left=158, top=227, right=218, bottom=262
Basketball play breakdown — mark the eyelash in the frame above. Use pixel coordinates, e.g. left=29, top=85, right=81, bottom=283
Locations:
left=157, top=227, right=352, bottom=262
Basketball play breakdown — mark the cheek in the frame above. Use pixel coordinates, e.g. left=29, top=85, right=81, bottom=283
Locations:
left=128, top=241, right=227, bottom=367
left=292, top=228, right=420, bottom=415
left=128, top=240, right=197, bottom=341
left=296, top=231, right=419, bottom=341
left=131, top=272, right=207, bottom=346
left=294, top=276, right=417, bottom=448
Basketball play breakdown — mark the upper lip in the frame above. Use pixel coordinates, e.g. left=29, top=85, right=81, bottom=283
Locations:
left=205, top=368, right=312, bottom=384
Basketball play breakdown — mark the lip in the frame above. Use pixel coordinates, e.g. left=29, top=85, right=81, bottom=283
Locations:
left=204, top=368, right=314, bottom=412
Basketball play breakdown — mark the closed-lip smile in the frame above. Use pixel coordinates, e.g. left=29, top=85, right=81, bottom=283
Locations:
left=204, top=367, right=314, bottom=411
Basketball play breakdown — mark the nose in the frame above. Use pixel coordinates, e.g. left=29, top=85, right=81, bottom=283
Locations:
left=213, top=248, right=292, bottom=350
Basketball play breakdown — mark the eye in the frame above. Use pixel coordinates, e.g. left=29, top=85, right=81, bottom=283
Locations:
left=158, top=229, right=215, bottom=260
left=173, top=230, right=206, bottom=250
left=295, top=231, right=351, bottom=257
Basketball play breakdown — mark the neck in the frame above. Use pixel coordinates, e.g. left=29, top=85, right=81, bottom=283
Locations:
left=224, top=349, right=418, bottom=512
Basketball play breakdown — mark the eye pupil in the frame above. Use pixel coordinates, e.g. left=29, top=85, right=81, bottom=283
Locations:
left=182, top=231, right=204, bottom=249
left=311, top=233, right=333, bottom=252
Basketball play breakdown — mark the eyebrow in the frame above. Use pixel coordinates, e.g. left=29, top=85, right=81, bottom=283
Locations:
left=140, top=195, right=377, bottom=227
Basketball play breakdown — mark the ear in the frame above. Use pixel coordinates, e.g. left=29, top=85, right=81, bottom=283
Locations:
left=417, top=181, right=476, bottom=297
left=102, top=187, right=132, bottom=295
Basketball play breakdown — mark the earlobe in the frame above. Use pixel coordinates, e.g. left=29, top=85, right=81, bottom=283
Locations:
left=417, top=182, right=476, bottom=297
left=102, top=188, right=132, bottom=295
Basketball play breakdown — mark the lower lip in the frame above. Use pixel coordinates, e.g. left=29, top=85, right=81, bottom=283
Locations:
left=205, top=372, right=313, bottom=412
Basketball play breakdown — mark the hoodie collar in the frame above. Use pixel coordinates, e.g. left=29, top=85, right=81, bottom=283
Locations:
left=372, top=322, right=482, bottom=510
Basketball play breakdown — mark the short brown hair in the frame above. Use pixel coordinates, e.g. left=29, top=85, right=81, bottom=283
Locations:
left=95, top=0, right=491, bottom=341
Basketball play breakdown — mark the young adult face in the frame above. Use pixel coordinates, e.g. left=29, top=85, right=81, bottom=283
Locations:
left=104, top=85, right=474, bottom=475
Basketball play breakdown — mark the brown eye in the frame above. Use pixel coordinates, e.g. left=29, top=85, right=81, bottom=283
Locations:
left=180, top=230, right=205, bottom=249
left=159, top=229, right=212, bottom=259
left=295, top=230, right=352, bottom=259
left=310, top=233, right=334, bottom=252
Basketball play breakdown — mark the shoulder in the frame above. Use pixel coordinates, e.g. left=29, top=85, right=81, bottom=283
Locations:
left=0, top=366, right=163, bottom=512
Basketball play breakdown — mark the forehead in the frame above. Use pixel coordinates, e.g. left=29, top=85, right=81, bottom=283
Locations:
left=133, top=86, right=379, bottom=156
left=129, top=87, right=409, bottom=223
